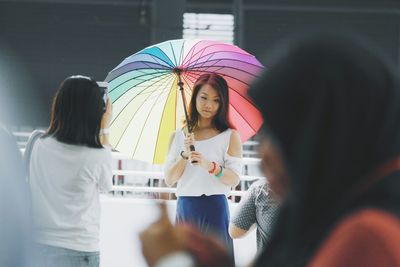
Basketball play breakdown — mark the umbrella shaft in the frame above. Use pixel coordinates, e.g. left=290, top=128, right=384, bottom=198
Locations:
left=177, top=73, right=192, bottom=134
left=176, top=71, right=197, bottom=163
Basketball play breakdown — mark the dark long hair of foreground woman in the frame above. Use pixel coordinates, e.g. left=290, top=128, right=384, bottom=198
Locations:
left=250, top=34, right=400, bottom=266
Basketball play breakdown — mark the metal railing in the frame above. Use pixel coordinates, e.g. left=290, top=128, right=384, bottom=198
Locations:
left=111, top=169, right=264, bottom=197
left=15, top=131, right=264, bottom=198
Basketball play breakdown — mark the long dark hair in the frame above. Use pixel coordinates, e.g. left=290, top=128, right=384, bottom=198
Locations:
left=250, top=34, right=400, bottom=265
left=187, top=73, right=232, bottom=132
left=46, top=75, right=105, bottom=148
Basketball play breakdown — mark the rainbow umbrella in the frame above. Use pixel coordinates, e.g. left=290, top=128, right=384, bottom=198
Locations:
left=105, top=39, right=264, bottom=164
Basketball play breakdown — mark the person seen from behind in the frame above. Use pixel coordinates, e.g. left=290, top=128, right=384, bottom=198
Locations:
left=26, top=75, right=113, bottom=267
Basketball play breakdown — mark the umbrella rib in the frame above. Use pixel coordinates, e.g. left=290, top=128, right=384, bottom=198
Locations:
left=152, top=77, right=178, bottom=163
left=139, top=50, right=175, bottom=68
left=180, top=74, right=195, bottom=96
left=178, top=40, right=185, bottom=66
left=144, top=52, right=175, bottom=68
left=108, top=58, right=176, bottom=90
left=182, top=71, right=198, bottom=85
left=131, top=75, right=176, bottom=159
left=114, top=75, right=174, bottom=150
left=185, top=56, right=224, bottom=76
left=186, top=57, right=263, bottom=71
left=135, top=76, right=177, bottom=102
left=110, top=58, right=177, bottom=103
left=229, top=102, right=258, bottom=133
left=111, top=71, right=170, bottom=103
left=185, top=50, right=260, bottom=69
left=169, top=42, right=178, bottom=67
left=184, top=42, right=209, bottom=70
left=109, top=68, right=169, bottom=93
left=128, top=84, right=174, bottom=103
left=108, top=60, right=172, bottom=81
left=181, top=39, right=190, bottom=64
left=182, top=40, right=211, bottom=66
left=227, top=84, right=259, bottom=119
left=132, top=68, right=169, bottom=80
left=182, top=40, right=199, bottom=67
left=140, top=61, right=173, bottom=74
left=185, top=67, right=258, bottom=87
left=186, top=53, right=214, bottom=70
left=112, top=73, right=173, bottom=143
left=183, top=42, right=252, bottom=67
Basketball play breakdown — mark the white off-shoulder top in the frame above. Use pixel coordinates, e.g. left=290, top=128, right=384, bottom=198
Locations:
left=164, top=128, right=242, bottom=196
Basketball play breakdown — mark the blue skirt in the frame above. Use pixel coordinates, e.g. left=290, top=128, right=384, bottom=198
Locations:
left=176, top=194, right=234, bottom=258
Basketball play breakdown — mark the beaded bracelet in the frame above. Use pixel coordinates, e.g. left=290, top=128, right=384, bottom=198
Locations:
left=208, top=161, right=217, bottom=174
left=214, top=166, right=224, bottom=179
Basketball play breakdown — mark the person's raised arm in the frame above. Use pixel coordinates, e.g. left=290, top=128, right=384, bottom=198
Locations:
left=100, top=97, right=112, bottom=146
left=140, top=202, right=188, bottom=267
left=229, top=182, right=257, bottom=238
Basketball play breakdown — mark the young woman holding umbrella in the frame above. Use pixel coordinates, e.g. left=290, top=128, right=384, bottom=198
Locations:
left=164, top=73, right=242, bottom=259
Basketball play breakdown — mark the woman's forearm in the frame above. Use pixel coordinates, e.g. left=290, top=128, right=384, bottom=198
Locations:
left=164, top=158, right=187, bottom=186
left=208, top=161, right=240, bottom=187
left=218, top=168, right=240, bottom=187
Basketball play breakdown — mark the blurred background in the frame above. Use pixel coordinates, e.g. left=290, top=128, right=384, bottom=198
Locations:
left=1, top=1, right=400, bottom=266
left=1, top=0, right=400, bottom=128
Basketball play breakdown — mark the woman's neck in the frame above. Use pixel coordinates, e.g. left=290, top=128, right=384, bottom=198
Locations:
left=196, top=117, right=214, bottom=130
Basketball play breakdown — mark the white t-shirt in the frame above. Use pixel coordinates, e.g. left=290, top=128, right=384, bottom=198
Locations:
left=29, top=136, right=113, bottom=252
left=164, top=129, right=242, bottom=197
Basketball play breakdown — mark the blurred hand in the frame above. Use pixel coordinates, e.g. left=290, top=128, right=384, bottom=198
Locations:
left=140, top=201, right=232, bottom=267
left=101, top=97, right=113, bottom=129
left=139, top=202, right=185, bottom=267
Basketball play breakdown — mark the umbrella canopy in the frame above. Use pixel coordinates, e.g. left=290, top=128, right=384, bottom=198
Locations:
left=105, top=39, right=264, bottom=164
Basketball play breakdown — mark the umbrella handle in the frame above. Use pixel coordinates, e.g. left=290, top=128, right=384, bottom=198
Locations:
left=189, top=145, right=198, bottom=163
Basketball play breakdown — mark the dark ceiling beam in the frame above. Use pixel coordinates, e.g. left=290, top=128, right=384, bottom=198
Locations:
left=243, top=4, right=400, bottom=15
left=186, top=2, right=231, bottom=10
left=0, top=0, right=146, bottom=7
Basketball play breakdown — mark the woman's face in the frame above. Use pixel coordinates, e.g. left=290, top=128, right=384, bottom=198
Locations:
left=195, top=84, right=220, bottom=119
left=259, top=135, right=289, bottom=202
